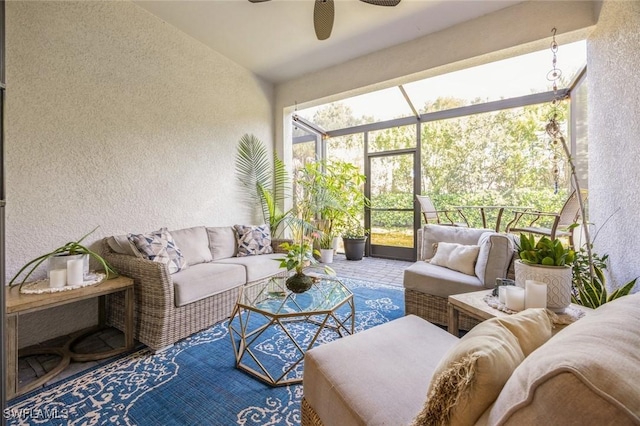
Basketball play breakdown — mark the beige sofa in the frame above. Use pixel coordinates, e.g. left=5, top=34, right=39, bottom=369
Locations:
left=302, top=293, right=640, bottom=425
left=103, top=225, right=287, bottom=351
left=403, top=224, right=514, bottom=330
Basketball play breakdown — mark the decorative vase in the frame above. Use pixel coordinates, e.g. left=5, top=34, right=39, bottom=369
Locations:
left=343, top=236, right=367, bottom=261
left=514, top=260, right=573, bottom=313
left=286, top=272, right=313, bottom=293
left=320, top=248, right=334, bottom=264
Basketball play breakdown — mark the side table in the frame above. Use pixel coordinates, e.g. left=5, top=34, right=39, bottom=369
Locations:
left=448, top=289, right=592, bottom=337
left=5, top=275, right=134, bottom=399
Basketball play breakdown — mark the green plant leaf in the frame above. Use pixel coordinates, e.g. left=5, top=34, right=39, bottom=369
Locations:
left=608, top=278, right=637, bottom=301
left=541, top=257, right=555, bottom=266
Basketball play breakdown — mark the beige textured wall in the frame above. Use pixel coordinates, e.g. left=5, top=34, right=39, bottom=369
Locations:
left=588, top=0, right=640, bottom=289
left=6, top=1, right=274, bottom=346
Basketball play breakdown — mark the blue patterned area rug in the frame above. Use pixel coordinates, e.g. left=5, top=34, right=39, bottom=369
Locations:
left=7, top=278, right=404, bottom=426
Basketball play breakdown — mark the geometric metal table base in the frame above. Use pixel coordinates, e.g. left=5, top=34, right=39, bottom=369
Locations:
left=229, top=276, right=354, bottom=386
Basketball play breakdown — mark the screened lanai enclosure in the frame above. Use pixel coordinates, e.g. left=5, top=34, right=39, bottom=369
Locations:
left=292, top=41, right=588, bottom=261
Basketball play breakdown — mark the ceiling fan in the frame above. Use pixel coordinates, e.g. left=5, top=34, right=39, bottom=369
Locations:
left=248, top=0, right=401, bottom=41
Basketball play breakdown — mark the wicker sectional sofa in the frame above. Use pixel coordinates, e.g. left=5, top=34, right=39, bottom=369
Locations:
left=403, top=224, right=515, bottom=330
left=103, top=225, right=287, bottom=351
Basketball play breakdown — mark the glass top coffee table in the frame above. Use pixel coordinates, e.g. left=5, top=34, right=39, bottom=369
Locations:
left=228, top=275, right=354, bottom=386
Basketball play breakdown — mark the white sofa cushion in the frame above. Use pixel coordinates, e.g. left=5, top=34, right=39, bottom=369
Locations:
left=214, top=253, right=284, bottom=283
left=206, top=226, right=237, bottom=260
left=170, top=226, right=213, bottom=266
left=475, top=232, right=515, bottom=285
left=404, top=261, right=485, bottom=298
left=172, top=262, right=245, bottom=307
left=304, top=315, right=458, bottom=426
left=106, top=234, right=142, bottom=257
left=420, top=225, right=491, bottom=260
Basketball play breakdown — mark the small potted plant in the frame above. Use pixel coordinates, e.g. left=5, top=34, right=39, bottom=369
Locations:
left=572, top=246, right=637, bottom=308
left=515, top=233, right=575, bottom=312
left=9, top=226, right=117, bottom=289
left=276, top=230, right=320, bottom=293
left=319, top=231, right=335, bottom=264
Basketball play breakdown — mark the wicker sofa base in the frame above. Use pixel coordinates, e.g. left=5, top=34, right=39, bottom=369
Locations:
left=301, top=397, right=323, bottom=426
left=106, top=284, right=241, bottom=351
left=404, top=288, right=480, bottom=331
left=104, top=236, right=290, bottom=351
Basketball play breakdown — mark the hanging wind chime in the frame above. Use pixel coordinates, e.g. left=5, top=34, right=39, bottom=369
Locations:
left=545, top=28, right=594, bottom=281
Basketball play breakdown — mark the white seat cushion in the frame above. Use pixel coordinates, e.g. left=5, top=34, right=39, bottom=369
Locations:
left=304, top=315, right=459, bottom=426
left=404, top=261, right=484, bottom=298
left=172, top=262, right=245, bottom=307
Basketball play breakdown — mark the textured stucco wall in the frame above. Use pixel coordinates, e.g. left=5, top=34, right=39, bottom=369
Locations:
left=588, top=0, right=640, bottom=289
left=6, top=1, right=274, bottom=346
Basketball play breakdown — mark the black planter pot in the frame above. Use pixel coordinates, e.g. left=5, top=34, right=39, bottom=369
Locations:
left=342, top=236, right=367, bottom=261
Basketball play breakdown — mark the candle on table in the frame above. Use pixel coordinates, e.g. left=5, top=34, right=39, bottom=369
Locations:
left=49, top=269, right=66, bottom=288
left=67, top=258, right=84, bottom=285
left=505, top=286, right=525, bottom=311
left=525, top=280, right=547, bottom=309
left=498, top=286, right=507, bottom=304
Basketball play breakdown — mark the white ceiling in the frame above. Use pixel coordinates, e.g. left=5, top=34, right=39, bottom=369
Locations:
left=134, top=0, right=523, bottom=84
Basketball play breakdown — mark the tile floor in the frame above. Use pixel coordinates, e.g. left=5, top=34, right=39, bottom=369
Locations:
left=15, top=255, right=412, bottom=395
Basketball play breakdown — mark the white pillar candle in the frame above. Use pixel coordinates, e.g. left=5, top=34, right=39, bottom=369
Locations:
left=525, top=280, right=547, bottom=309
left=505, top=286, right=525, bottom=311
left=498, top=286, right=507, bottom=304
left=67, top=259, right=84, bottom=285
left=49, top=269, right=67, bottom=288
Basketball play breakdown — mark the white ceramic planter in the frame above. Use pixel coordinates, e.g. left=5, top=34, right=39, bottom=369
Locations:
left=514, top=259, right=573, bottom=313
left=320, top=248, right=334, bottom=264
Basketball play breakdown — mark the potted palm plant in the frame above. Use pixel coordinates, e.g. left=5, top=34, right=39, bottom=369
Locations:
left=235, top=134, right=292, bottom=239
left=515, top=233, right=575, bottom=312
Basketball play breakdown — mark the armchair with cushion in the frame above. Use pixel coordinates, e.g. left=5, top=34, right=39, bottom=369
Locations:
left=403, top=224, right=515, bottom=330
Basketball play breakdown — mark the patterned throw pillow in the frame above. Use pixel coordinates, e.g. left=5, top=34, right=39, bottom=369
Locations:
left=233, top=224, right=273, bottom=257
left=128, top=228, right=188, bottom=274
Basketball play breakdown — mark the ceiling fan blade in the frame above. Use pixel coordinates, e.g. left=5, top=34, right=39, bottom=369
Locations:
left=360, top=0, right=401, bottom=6
left=314, top=0, right=335, bottom=41
left=248, top=0, right=271, bottom=3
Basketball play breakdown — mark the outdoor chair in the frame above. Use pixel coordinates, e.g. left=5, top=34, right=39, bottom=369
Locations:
left=416, top=195, right=469, bottom=227
left=505, top=190, right=585, bottom=247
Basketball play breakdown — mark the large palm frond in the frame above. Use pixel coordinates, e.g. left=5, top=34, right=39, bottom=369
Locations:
left=235, top=134, right=291, bottom=234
